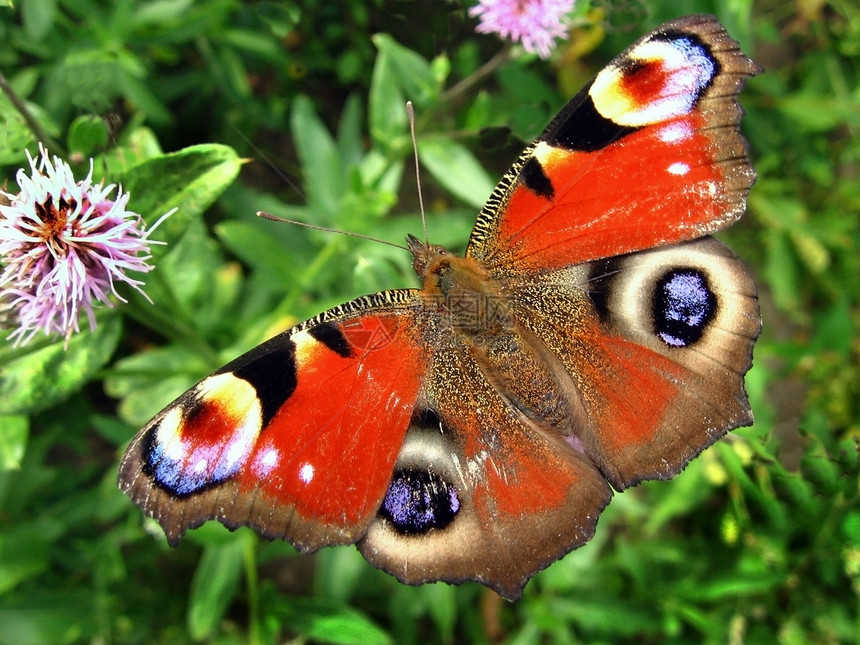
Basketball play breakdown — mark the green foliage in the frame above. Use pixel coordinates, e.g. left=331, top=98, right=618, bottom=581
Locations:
left=0, top=0, right=858, bottom=643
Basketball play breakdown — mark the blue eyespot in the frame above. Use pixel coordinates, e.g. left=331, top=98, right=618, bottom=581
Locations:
left=381, top=469, right=460, bottom=535
left=653, top=269, right=716, bottom=347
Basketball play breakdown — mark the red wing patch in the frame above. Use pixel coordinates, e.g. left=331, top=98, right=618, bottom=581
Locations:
left=120, top=305, right=428, bottom=549
left=239, top=320, right=424, bottom=529
left=467, top=15, right=760, bottom=273
left=494, top=118, right=739, bottom=270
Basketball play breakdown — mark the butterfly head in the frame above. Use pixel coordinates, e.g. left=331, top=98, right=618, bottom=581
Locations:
left=406, top=233, right=451, bottom=279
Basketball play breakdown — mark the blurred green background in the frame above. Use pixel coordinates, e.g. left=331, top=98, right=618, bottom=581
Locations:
left=0, top=0, right=858, bottom=643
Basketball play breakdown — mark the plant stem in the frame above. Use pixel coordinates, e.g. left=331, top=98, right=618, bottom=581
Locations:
left=439, top=45, right=512, bottom=106
left=243, top=532, right=261, bottom=645
left=0, top=70, right=65, bottom=155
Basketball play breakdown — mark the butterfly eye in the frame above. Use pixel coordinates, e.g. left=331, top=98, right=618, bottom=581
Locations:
left=431, top=258, right=452, bottom=275
left=380, top=469, right=461, bottom=535
left=652, top=268, right=716, bottom=347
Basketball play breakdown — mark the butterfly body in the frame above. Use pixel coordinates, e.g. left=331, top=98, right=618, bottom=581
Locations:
left=119, top=15, right=761, bottom=600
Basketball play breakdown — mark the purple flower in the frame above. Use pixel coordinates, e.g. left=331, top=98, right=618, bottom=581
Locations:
left=469, top=0, right=575, bottom=58
left=0, top=145, right=171, bottom=346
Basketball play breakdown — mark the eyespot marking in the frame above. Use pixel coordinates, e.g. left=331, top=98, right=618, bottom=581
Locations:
left=590, top=34, right=716, bottom=127
left=143, top=373, right=262, bottom=496
left=380, top=469, right=461, bottom=535
left=653, top=268, right=716, bottom=347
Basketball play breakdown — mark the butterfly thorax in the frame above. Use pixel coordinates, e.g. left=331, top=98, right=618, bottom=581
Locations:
left=407, top=234, right=574, bottom=431
left=407, top=234, right=513, bottom=337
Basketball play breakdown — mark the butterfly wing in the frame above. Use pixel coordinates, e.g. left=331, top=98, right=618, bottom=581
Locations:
left=512, top=237, right=760, bottom=489
left=119, top=285, right=613, bottom=600
left=119, top=290, right=429, bottom=551
left=467, top=14, right=761, bottom=273
left=359, top=326, right=613, bottom=600
left=464, top=15, right=761, bottom=489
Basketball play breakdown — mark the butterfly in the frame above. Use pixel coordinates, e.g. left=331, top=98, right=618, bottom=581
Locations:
left=118, top=14, right=762, bottom=601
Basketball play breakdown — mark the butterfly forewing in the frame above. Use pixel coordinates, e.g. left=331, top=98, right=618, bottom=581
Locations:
left=467, top=14, right=761, bottom=273
left=119, top=290, right=428, bottom=550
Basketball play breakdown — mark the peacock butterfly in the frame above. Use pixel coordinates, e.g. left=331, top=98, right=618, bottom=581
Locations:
left=118, top=14, right=762, bottom=600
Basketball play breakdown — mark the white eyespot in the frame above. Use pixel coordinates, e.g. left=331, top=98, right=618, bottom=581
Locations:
left=668, top=162, right=690, bottom=176
left=192, top=458, right=209, bottom=475
left=589, top=37, right=715, bottom=127
left=252, top=446, right=280, bottom=478
left=155, top=407, right=187, bottom=462
left=658, top=122, right=693, bottom=143
left=299, top=462, right=315, bottom=484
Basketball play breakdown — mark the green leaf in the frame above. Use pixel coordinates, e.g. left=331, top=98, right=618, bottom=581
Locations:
left=762, top=229, right=801, bottom=312
left=154, top=215, right=230, bottom=327
left=102, top=126, right=165, bottom=175
left=107, top=342, right=209, bottom=428
left=0, top=518, right=64, bottom=595
left=338, top=93, right=366, bottom=168
left=0, top=316, right=121, bottom=415
left=21, top=0, right=56, bottom=40
left=418, top=138, right=495, bottom=209
left=187, top=536, right=246, bottom=640
left=0, top=93, right=36, bottom=165
left=777, top=95, right=860, bottom=132
left=0, top=590, right=94, bottom=645
left=66, top=115, right=109, bottom=158
left=315, top=548, right=367, bottom=602
left=498, top=63, right=559, bottom=137
left=368, top=48, right=407, bottom=150
left=119, top=144, right=242, bottom=256
left=215, top=219, right=299, bottom=287
left=421, top=584, right=457, bottom=643
left=811, top=298, right=853, bottom=354
left=681, top=572, right=786, bottom=601
left=371, top=34, right=439, bottom=105
left=291, top=95, right=345, bottom=220
left=114, top=51, right=172, bottom=123
left=130, top=0, right=197, bottom=26
left=643, top=460, right=714, bottom=534
left=277, top=597, right=392, bottom=645
left=841, top=511, right=860, bottom=546
left=0, top=416, right=28, bottom=470
left=256, top=3, right=301, bottom=37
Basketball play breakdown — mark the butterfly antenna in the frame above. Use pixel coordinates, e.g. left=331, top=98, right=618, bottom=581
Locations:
left=228, top=123, right=315, bottom=209
left=232, top=123, right=408, bottom=252
left=256, top=211, right=408, bottom=251
left=407, top=101, right=429, bottom=245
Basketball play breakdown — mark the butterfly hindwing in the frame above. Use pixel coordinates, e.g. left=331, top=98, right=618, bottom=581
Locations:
left=360, top=333, right=613, bottom=600
left=510, top=236, right=760, bottom=490
left=119, top=290, right=428, bottom=550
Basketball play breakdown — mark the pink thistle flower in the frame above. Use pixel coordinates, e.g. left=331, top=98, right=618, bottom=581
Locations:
left=469, top=0, right=575, bottom=58
left=0, top=144, right=171, bottom=346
